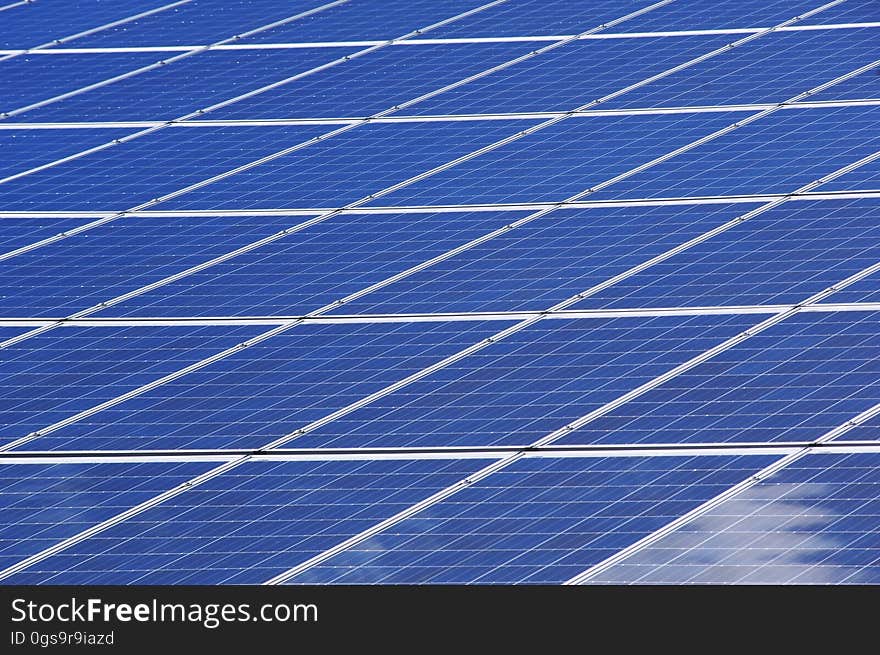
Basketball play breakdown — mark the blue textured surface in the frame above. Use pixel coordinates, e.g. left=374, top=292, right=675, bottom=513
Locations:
left=0, top=129, right=135, bottom=180
left=815, top=155, right=880, bottom=192
left=588, top=105, right=880, bottom=200
left=0, top=124, right=332, bottom=211
left=811, top=64, right=880, bottom=101
left=0, top=0, right=170, bottom=49
left=210, top=41, right=540, bottom=120
left=398, top=34, right=733, bottom=116
left=588, top=452, right=880, bottom=584
left=99, top=211, right=529, bottom=318
left=574, top=199, right=880, bottom=309
left=14, top=321, right=510, bottom=451
left=0, top=215, right=319, bottom=317
left=162, top=119, right=539, bottom=210
left=615, top=0, right=827, bottom=32
left=0, top=218, right=93, bottom=253
left=290, top=454, right=778, bottom=584
left=0, top=326, right=264, bottom=444
left=2, top=458, right=495, bottom=584
left=559, top=311, right=880, bottom=446
left=292, top=314, right=758, bottom=449
left=0, top=460, right=215, bottom=573
left=801, top=1, right=880, bottom=25
left=10, top=49, right=347, bottom=123
left=375, top=112, right=743, bottom=207
left=336, top=203, right=760, bottom=315
left=603, top=29, right=880, bottom=108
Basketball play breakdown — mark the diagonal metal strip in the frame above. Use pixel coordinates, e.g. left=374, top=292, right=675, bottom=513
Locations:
left=0, top=0, right=193, bottom=64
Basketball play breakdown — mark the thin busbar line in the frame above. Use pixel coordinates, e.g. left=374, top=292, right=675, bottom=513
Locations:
left=0, top=0, right=193, bottom=64
left=0, top=0, right=352, bottom=120
left=5, top=97, right=880, bottom=131
left=263, top=253, right=880, bottom=585
left=0, top=0, right=33, bottom=11
left=4, top=20, right=880, bottom=53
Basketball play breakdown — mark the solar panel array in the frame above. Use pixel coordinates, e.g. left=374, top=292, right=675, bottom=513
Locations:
left=1, top=0, right=879, bottom=585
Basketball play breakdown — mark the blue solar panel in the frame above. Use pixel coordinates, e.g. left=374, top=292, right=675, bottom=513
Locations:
left=209, top=42, right=540, bottom=120
left=0, top=215, right=321, bottom=317
left=574, top=198, right=880, bottom=309
left=0, top=129, right=137, bottom=181
left=0, top=0, right=170, bottom=49
left=335, top=203, right=761, bottom=315
left=810, top=66, right=880, bottom=101
left=291, top=315, right=758, bottom=449
left=98, top=211, right=530, bottom=318
left=0, top=218, right=93, bottom=253
left=424, top=0, right=662, bottom=38
left=0, top=325, right=264, bottom=445
left=373, top=112, right=742, bottom=207
left=72, top=0, right=323, bottom=47
left=238, top=0, right=492, bottom=43
left=587, top=105, right=880, bottom=201
left=558, top=311, right=880, bottom=446
left=587, top=451, right=880, bottom=584
left=161, top=119, right=539, bottom=211
left=0, top=124, right=332, bottom=211
left=602, top=29, right=880, bottom=109
left=800, top=1, right=880, bottom=25
left=0, top=52, right=166, bottom=116
left=13, top=320, right=510, bottom=451
left=9, top=49, right=348, bottom=123
left=398, top=34, right=733, bottom=116
left=0, top=460, right=215, bottom=573
left=814, top=155, right=880, bottom=192
left=613, top=0, right=828, bottom=32
left=290, top=454, right=779, bottom=584
left=1, top=457, right=495, bottom=584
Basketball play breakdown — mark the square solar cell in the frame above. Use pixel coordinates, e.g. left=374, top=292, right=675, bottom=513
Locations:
left=397, top=34, right=733, bottom=116
left=14, top=320, right=511, bottom=451
left=573, top=198, right=880, bottom=309
left=292, top=314, right=758, bottom=449
left=0, top=124, right=332, bottom=211
left=10, top=48, right=348, bottom=123
left=0, top=218, right=93, bottom=254
left=0, top=214, right=319, bottom=317
left=0, top=129, right=135, bottom=181
left=602, top=28, right=880, bottom=109
left=1, top=458, right=496, bottom=584
left=587, top=105, right=880, bottom=201
left=98, top=211, right=530, bottom=318
left=289, top=453, right=778, bottom=584
left=0, top=460, right=215, bottom=573
left=335, top=203, right=761, bottom=315
left=558, top=311, right=880, bottom=446
left=587, top=451, right=880, bottom=584
left=373, top=112, right=743, bottom=207
left=0, top=325, right=264, bottom=445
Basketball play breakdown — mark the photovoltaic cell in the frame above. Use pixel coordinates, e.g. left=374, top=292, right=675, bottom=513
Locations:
left=573, top=198, right=880, bottom=309
left=0, top=52, right=167, bottom=116
left=0, top=325, right=265, bottom=445
left=557, top=311, right=880, bottom=446
left=0, top=460, right=216, bottom=573
left=587, top=105, right=880, bottom=201
left=209, top=42, right=541, bottom=120
left=161, top=119, right=540, bottom=211
left=0, top=218, right=94, bottom=253
left=98, top=211, right=531, bottom=318
left=809, top=65, right=880, bottom=101
left=373, top=112, right=742, bottom=207
left=289, top=454, right=779, bottom=584
left=0, top=124, right=332, bottom=211
left=800, top=1, right=880, bottom=25
left=0, top=0, right=171, bottom=49
left=424, top=0, right=663, bottom=38
left=602, top=29, right=880, bottom=109
left=9, top=48, right=349, bottom=123
left=588, top=452, right=880, bottom=584
left=291, top=314, right=759, bottom=450
left=13, top=320, right=511, bottom=452
left=71, top=0, right=324, bottom=47
left=238, top=0, right=490, bottom=43
left=614, top=0, right=830, bottom=32
left=813, top=155, right=880, bottom=192
left=2, top=458, right=496, bottom=584
left=0, top=215, right=322, bottom=317
left=335, top=203, right=762, bottom=315
left=398, top=34, right=733, bottom=116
